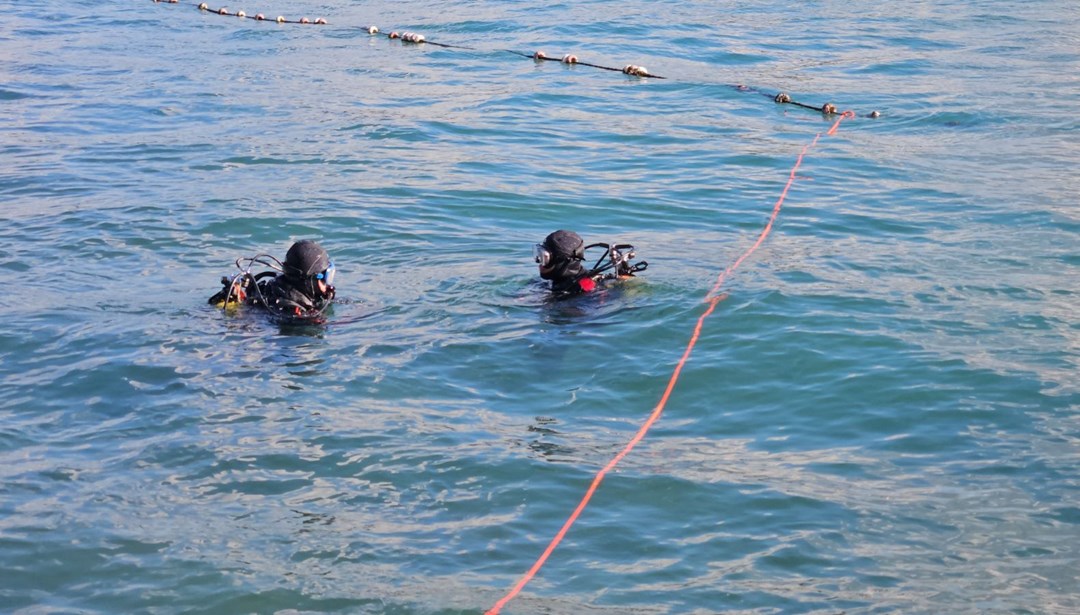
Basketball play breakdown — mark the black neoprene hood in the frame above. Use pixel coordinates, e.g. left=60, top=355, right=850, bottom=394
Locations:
left=543, top=230, right=584, bottom=263
left=284, top=240, right=330, bottom=279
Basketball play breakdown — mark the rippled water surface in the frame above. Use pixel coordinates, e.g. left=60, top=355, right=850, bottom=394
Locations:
left=2, top=1, right=1078, bottom=613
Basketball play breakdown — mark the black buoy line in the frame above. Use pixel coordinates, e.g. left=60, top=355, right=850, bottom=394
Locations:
left=506, top=50, right=662, bottom=79
left=154, top=2, right=881, bottom=118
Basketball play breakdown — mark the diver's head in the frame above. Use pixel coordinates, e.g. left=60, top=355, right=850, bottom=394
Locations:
left=283, top=240, right=335, bottom=299
left=535, top=230, right=586, bottom=284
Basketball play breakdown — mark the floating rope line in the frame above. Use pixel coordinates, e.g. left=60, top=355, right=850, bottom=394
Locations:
left=152, top=2, right=879, bottom=116
left=183, top=2, right=328, bottom=25
left=485, top=109, right=856, bottom=615
left=383, top=28, right=474, bottom=50
left=507, top=49, right=665, bottom=79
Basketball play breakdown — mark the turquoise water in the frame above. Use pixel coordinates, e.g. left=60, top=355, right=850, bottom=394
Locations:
left=2, top=1, right=1078, bottom=613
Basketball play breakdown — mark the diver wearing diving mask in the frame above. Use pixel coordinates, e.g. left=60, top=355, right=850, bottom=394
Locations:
left=209, top=239, right=337, bottom=322
left=534, top=230, right=647, bottom=295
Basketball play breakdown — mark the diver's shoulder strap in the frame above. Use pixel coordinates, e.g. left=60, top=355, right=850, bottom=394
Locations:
left=257, top=277, right=322, bottom=314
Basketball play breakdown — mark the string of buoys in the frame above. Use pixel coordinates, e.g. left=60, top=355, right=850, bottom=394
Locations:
left=155, top=1, right=330, bottom=25
left=510, top=50, right=664, bottom=79
left=152, top=1, right=881, bottom=118
left=383, top=28, right=473, bottom=49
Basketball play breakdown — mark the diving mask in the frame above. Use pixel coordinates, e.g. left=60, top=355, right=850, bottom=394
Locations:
left=533, top=244, right=552, bottom=268
left=315, top=261, right=336, bottom=286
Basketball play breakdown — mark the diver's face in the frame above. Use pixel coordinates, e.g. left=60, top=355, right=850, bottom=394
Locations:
left=302, top=277, right=331, bottom=299
left=315, top=278, right=337, bottom=300
left=539, top=262, right=557, bottom=279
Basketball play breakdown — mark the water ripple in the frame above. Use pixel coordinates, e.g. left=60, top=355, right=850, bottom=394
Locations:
left=1, top=1, right=1078, bottom=613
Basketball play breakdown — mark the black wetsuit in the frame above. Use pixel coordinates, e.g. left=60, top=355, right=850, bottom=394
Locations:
left=250, top=274, right=334, bottom=319
left=546, top=256, right=642, bottom=296
left=209, top=272, right=334, bottom=321
left=544, top=258, right=597, bottom=296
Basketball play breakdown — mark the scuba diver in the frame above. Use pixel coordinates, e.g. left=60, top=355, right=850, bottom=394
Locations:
left=534, top=229, right=647, bottom=296
left=208, top=239, right=336, bottom=322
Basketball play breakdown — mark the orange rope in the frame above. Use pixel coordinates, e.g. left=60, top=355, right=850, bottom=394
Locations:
left=486, top=110, right=855, bottom=614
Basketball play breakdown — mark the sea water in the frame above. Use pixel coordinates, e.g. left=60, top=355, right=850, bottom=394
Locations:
left=1, top=1, right=1077, bottom=613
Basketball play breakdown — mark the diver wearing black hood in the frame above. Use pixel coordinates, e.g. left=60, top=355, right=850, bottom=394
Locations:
left=534, top=230, right=647, bottom=295
left=209, top=239, right=336, bottom=321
